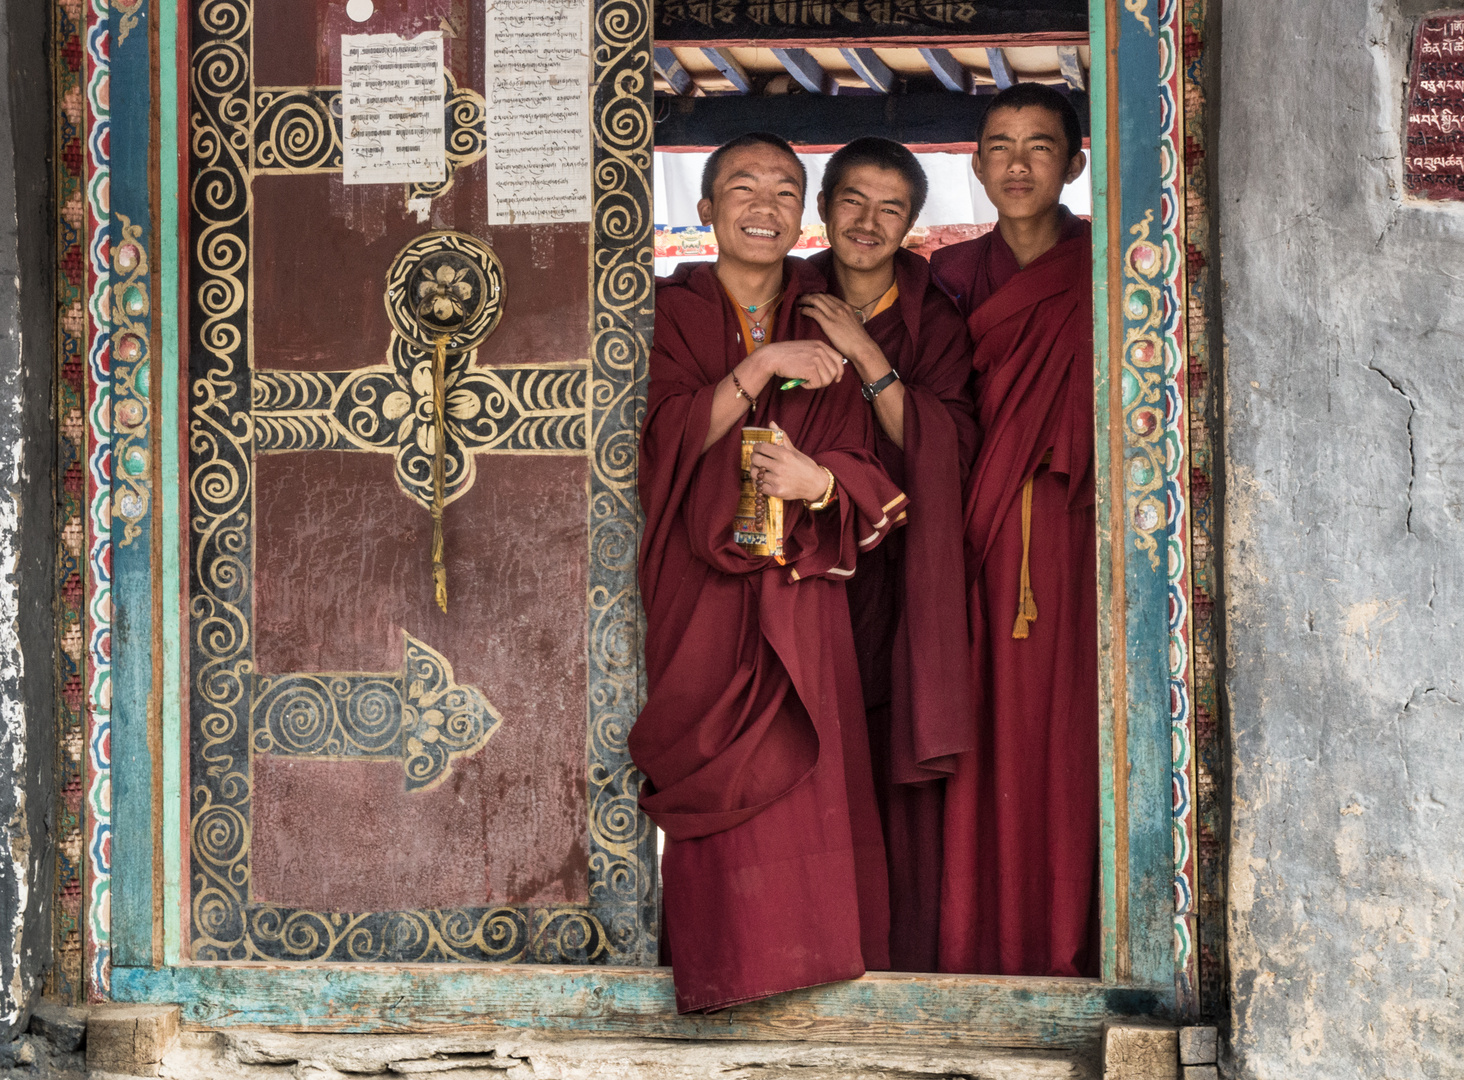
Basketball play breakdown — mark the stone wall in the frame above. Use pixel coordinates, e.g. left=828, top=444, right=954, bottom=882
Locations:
left=1219, top=0, right=1464, bottom=1075
left=0, top=0, right=57, bottom=1042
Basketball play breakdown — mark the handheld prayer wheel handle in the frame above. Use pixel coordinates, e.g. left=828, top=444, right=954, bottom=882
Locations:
left=383, top=232, right=504, bottom=614
left=431, top=332, right=451, bottom=613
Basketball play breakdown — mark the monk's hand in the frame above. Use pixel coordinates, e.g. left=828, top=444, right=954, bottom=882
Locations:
left=754, top=339, right=845, bottom=389
left=797, top=294, right=888, bottom=382
left=749, top=422, right=830, bottom=502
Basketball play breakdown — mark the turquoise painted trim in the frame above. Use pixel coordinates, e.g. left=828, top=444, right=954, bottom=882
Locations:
left=160, top=0, right=183, bottom=968
left=1114, top=0, right=1175, bottom=991
left=1086, top=0, right=1118, bottom=988
left=111, top=966, right=1166, bottom=1050
left=109, top=0, right=156, bottom=970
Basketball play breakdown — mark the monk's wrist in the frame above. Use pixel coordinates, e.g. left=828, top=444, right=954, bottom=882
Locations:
left=740, top=351, right=777, bottom=391
left=848, top=345, right=891, bottom=384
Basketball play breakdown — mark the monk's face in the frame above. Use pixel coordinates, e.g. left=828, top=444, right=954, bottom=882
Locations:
left=973, top=105, right=1086, bottom=223
left=697, top=144, right=805, bottom=269
left=816, top=163, right=914, bottom=276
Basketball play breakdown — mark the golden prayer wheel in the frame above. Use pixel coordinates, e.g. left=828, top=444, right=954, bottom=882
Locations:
left=735, top=426, right=785, bottom=559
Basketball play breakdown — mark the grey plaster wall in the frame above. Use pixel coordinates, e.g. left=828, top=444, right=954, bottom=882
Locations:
left=0, top=0, right=56, bottom=1042
left=1219, top=0, right=1464, bottom=1076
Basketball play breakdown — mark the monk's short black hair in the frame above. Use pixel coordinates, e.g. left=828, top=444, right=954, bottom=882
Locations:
left=977, top=83, right=1085, bottom=162
left=700, top=132, right=807, bottom=202
left=820, top=136, right=929, bottom=222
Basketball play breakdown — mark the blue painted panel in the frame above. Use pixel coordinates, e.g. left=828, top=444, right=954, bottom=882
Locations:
left=108, top=0, right=156, bottom=970
left=1113, top=0, right=1176, bottom=992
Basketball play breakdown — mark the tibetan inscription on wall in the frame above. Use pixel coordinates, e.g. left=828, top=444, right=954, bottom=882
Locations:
left=484, top=0, right=592, bottom=224
left=1406, top=14, right=1464, bottom=201
left=342, top=32, right=446, bottom=186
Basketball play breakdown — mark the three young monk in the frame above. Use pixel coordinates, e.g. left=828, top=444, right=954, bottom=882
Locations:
left=633, top=83, right=1098, bottom=1011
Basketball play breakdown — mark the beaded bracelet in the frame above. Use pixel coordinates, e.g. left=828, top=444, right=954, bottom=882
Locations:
left=730, top=370, right=756, bottom=411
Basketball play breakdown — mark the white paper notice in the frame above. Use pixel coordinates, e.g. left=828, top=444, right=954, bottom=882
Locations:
left=484, top=0, right=592, bottom=224
left=341, top=32, right=446, bottom=186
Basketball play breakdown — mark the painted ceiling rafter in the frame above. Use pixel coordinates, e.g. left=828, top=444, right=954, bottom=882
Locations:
left=918, top=47, right=974, bottom=94
left=654, top=46, right=698, bottom=96
left=770, top=47, right=834, bottom=95
left=702, top=47, right=753, bottom=93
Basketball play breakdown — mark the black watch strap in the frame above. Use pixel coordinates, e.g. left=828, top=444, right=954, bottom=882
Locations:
left=861, top=369, right=901, bottom=403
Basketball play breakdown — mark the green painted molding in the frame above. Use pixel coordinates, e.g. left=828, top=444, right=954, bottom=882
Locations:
left=112, top=966, right=1169, bottom=1050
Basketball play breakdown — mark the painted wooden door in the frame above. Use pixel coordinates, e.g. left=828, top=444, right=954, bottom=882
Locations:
left=183, top=0, right=655, bottom=965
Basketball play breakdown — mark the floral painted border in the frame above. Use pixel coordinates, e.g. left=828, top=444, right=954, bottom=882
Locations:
left=83, top=0, right=113, bottom=999
left=51, top=0, right=89, bottom=1006
left=1156, top=0, right=1200, bottom=1011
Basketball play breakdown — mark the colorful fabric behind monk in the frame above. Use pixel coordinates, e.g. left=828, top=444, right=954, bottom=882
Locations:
left=931, top=84, right=1101, bottom=978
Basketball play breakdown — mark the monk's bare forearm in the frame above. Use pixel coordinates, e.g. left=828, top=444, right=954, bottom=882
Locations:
left=871, top=382, right=906, bottom=449
left=848, top=343, right=906, bottom=450
left=702, top=352, right=776, bottom=453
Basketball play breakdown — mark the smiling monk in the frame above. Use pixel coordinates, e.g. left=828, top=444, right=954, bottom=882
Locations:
left=799, top=138, right=978, bottom=972
left=632, top=132, right=910, bottom=1012
left=930, top=84, right=1100, bottom=977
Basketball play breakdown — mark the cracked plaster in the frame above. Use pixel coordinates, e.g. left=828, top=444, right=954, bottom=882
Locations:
left=1220, top=0, right=1464, bottom=1076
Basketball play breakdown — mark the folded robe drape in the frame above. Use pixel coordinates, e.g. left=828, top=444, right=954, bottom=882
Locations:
left=806, top=247, right=978, bottom=972
left=632, top=258, right=909, bottom=1012
left=930, top=214, right=1101, bottom=978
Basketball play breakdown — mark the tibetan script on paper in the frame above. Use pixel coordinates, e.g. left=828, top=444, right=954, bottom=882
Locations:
left=483, top=0, right=593, bottom=225
left=1406, top=14, right=1464, bottom=201
left=341, top=32, right=447, bottom=186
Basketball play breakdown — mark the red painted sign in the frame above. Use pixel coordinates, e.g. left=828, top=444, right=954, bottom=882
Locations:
left=1406, top=14, right=1464, bottom=200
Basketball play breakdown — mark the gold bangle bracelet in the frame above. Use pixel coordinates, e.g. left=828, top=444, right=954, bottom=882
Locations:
left=807, top=467, right=837, bottom=511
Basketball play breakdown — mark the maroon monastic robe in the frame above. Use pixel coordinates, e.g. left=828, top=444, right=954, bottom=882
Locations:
left=930, top=213, right=1100, bottom=977
left=633, top=258, right=908, bottom=1012
left=806, top=248, right=978, bottom=972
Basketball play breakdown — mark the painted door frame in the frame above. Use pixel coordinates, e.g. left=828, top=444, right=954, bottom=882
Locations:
left=85, top=0, right=1206, bottom=1047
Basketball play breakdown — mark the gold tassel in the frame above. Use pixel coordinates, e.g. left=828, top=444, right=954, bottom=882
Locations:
left=432, top=332, right=449, bottom=613
left=1012, top=473, right=1038, bottom=639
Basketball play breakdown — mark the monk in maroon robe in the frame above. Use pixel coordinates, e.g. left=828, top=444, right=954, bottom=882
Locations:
left=632, top=133, right=907, bottom=1012
left=930, top=84, right=1100, bottom=977
left=798, top=137, right=978, bottom=971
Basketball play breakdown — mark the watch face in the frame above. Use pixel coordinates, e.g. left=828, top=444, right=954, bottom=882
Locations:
left=862, top=371, right=897, bottom=402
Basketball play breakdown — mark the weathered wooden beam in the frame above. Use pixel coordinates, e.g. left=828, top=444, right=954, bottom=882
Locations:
left=839, top=47, right=895, bottom=93
left=770, top=47, right=833, bottom=95
left=985, top=47, right=1016, bottom=91
left=917, top=47, right=973, bottom=94
left=1057, top=45, right=1087, bottom=91
left=653, top=46, right=696, bottom=97
left=111, top=965, right=1170, bottom=1053
left=701, top=47, right=752, bottom=94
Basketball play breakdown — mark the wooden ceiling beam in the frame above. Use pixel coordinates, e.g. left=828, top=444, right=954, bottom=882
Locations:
left=840, top=47, right=896, bottom=93
left=653, top=47, right=697, bottom=97
left=917, top=47, right=973, bottom=93
left=770, top=47, right=835, bottom=95
left=1056, top=45, right=1087, bottom=91
left=984, top=48, right=1016, bottom=90
left=701, top=47, right=753, bottom=94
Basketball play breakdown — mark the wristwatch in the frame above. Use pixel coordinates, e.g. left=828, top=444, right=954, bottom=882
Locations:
left=861, top=369, right=900, bottom=402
